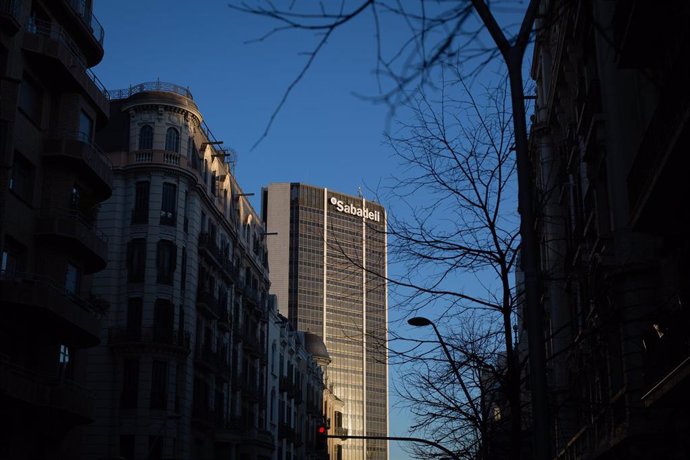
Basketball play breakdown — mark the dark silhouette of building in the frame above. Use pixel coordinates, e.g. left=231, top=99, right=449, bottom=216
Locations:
left=0, top=0, right=111, bottom=458
left=530, top=0, right=690, bottom=458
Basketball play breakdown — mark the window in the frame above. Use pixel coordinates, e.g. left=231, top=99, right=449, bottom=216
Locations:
left=151, top=360, right=168, bottom=410
left=161, top=183, right=177, bottom=226
left=57, top=344, right=73, bottom=380
left=18, top=76, right=42, bottom=123
left=132, top=181, right=150, bottom=224
left=59, top=344, right=70, bottom=364
left=183, top=191, right=189, bottom=233
left=1, top=237, right=26, bottom=278
left=156, top=240, right=176, bottom=285
left=153, top=299, right=174, bottom=343
left=121, top=359, right=139, bottom=409
left=139, top=125, right=153, bottom=149
left=180, top=247, right=187, bottom=291
left=165, top=127, right=179, bottom=152
left=126, top=238, right=146, bottom=282
left=126, top=298, right=143, bottom=338
left=187, top=136, right=195, bottom=158
left=70, top=184, right=82, bottom=209
left=9, top=152, right=34, bottom=204
left=120, top=435, right=135, bottom=460
left=65, top=263, right=80, bottom=295
left=149, top=436, right=162, bottom=460
left=79, top=110, right=94, bottom=142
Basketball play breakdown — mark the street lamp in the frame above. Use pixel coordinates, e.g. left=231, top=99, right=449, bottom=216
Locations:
left=408, top=316, right=485, bottom=457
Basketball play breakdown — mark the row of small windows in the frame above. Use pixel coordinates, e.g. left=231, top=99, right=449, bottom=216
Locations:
left=137, top=125, right=181, bottom=152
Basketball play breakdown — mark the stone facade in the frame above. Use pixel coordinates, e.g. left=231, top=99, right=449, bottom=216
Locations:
left=530, top=1, right=690, bottom=458
left=79, top=82, right=273, bottom=460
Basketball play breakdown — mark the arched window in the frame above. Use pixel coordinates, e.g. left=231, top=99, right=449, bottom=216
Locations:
left=138, top=125, right=153, bottom=149
left=165, top=127, right=180, bottom=152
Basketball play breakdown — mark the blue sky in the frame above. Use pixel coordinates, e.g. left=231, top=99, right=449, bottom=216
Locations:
left=93, top=1, right=395, bottom=206
left=92, top=2, right=526, bottom=458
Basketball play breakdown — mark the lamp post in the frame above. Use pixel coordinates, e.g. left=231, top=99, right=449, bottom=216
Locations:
left=408, top=316, right=485, bottom=458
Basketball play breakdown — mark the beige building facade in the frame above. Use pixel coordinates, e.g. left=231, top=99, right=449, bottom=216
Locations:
left=79, top=82, right=273, bottom=460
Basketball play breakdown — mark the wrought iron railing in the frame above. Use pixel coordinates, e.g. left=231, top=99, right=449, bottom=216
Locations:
left=0, top=270, right=105, bottom=315
left=108, top=81, right=193, bottom=100
left=64, top=0, right=105, bottom=45
left=25, top=19, right=109, bottom=99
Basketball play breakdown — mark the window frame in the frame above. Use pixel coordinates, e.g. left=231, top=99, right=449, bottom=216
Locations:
left=139, top=125, right=153, bottom=150
left=165, top=127, right=180, bottom=153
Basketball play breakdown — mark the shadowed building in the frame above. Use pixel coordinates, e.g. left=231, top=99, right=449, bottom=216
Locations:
left=0, top=0, right=111, bottom=458
left=530, top=1, right=690, bottom=458
left=263, top=183, right=389, bottom=460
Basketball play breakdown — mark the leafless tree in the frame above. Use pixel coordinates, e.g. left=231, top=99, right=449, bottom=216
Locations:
left=229, top=0, right=551, bottom=457
left=378, top=75, right=524, bottom=459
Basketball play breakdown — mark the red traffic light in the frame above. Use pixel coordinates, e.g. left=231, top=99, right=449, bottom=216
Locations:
left=317, top=425, right=327, bottom=434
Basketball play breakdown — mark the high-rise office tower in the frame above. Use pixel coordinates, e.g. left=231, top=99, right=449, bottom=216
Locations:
left=263, top=183, right=388, bottom=460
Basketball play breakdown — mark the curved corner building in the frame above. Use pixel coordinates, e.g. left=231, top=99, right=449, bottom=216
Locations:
left=81, top=82, right=273, bottom=460
left=262, top=183, right=389, bottom=460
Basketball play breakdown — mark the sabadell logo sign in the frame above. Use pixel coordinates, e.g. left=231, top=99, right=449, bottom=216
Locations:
left=330, top=197, right=381, bottom=222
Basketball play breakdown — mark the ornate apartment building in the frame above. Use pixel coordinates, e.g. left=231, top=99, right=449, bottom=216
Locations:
left=78, top=82, right=273, bottom=460
left=266, top=295, right=331, bottom=460
left=530, top=0, right=690, bottom=458
left=0, top=1, right=111, bottom=458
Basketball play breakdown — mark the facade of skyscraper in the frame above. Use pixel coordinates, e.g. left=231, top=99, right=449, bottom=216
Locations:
left=263, top=183, right=389, bottom=460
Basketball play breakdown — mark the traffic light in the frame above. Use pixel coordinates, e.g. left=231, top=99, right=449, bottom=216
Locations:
left=316, top=424, right=328, bottom=449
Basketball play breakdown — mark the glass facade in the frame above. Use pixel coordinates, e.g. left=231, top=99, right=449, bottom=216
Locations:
left=267, top=183, right=388, bottom=460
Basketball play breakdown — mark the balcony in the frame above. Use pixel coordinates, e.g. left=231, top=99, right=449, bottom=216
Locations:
left=116, top=149, right=186, bottom=167
left=22, top=19, right=109, bottom=116
left=244, top=286, right=264, bottom=308
left=241, top=328, right=263, bottom=356
left=197, top=289, right=220, bottom=319
left=191, top=404, right=216, bottom=429
left=194, top=346, right=230, bottom=375
left=243, top=380, right=263, bottom=402
left=58, top=0, right=105, bottom=65
left=108, top=81, right=193, bottom=100
left=35, top=207, right=107, bottom=273
left=198, top=233, right=223, bottom=268
left=43, top=131, right=113, bottom=199
left=640, top=307, right=690, bottom=407
left=333, top=426, right=349, bottom=437
left=0, top=354, right=95, bottom=422
left=0, top=0, right=20, bottom=35
left=278, top=423, right=296, bottom=441
left=0, top=271, right=100, bottom=345
left=108, top=326, right=191, bottom=356
left=628, top=51, right=690, bottom=233
left=217, top=305, right=232, bottom=331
